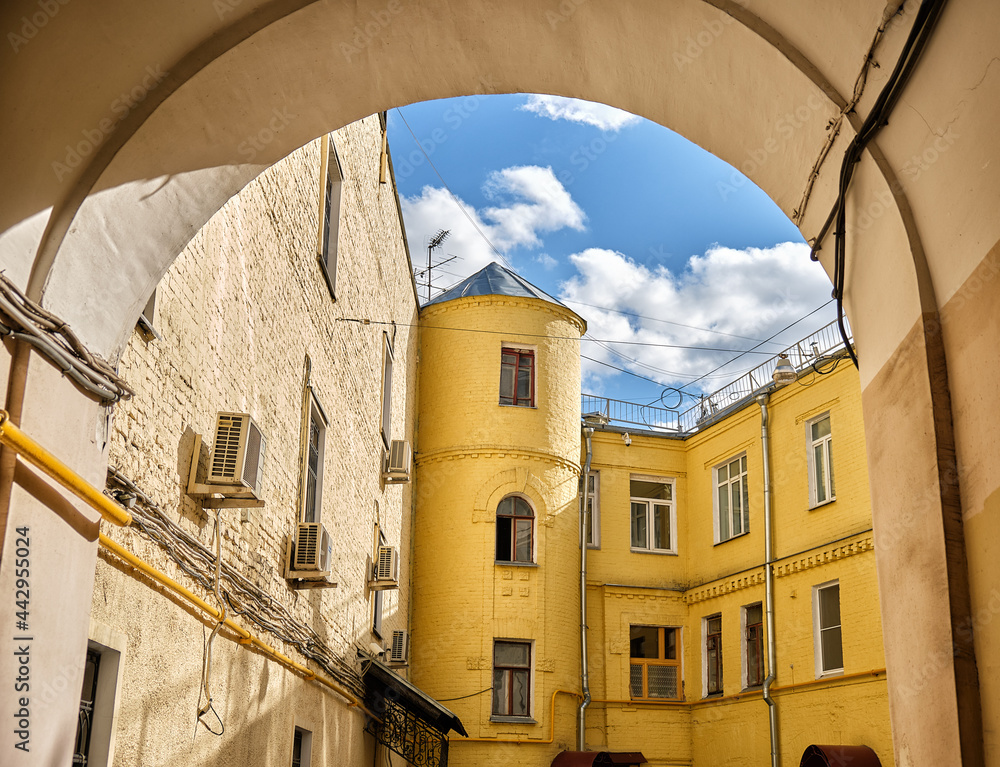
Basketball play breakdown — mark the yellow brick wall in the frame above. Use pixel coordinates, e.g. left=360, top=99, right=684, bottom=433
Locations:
left=93, top=115, right=419, bottom=767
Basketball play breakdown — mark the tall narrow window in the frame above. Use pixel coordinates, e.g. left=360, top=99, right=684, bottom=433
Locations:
left=73, top=648, right=101, bottom=765
left=705, top=615, right=723, bottom=695
left=71, top=632, right=124, bottom=767
left=808, top=413, right=835, bottom=507
left=373, top=531, right=386, bottom=638
left=500, top=348, right=534, bottom=407
left=629, top=626, right=681, bottom=700
left=715, top=455, right=749, bottom=542
left=318, top=136, right=343, bottom=300
left=581, top=471, right=600, bottom=549
left=744, top=603, right=764, bottom=688
left=492, top=640, right=531, bottom=718
left=629, top=476, right=676, bottom=554
left=496, top=496, right=534, bottom=563
left=302, top=397, right=327, bottom=524
left=292, top=726, right=312, bottom=767
left=381, top=334, right=393, bottom=448
left=814, top=581, right=843, bottom=676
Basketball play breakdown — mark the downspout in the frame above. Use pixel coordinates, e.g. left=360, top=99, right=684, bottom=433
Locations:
left=756, top=392, right=779, bottom=767
left=577, top=425, right=594, bottom=751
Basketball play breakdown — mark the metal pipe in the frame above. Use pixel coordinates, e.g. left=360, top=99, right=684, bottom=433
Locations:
left=756, top=392, right=779, bottom=767
left=0, top=409, right=132, bottom=527
left=453, top=689, right=581, bottom=744
left=577, top=425, right=594, bottom=751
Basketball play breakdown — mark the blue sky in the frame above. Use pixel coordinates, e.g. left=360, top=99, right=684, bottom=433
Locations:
left=386, top=94, right=835, bottom=409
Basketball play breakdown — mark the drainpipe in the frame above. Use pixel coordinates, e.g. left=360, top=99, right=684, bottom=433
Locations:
left=756, top=392, right=780, bottom=767
left=577, top=425, right=595, bottom=751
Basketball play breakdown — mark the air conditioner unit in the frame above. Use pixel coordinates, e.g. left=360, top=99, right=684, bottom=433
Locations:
left=294, top=522, right=333, bottom=572
left=370, top=545, right=399, bottom=590
left=207, top=412, right=266, bottom=496
left=389, top=630, right=409, bottom=664
left=383, top=440, right=412, bottom=483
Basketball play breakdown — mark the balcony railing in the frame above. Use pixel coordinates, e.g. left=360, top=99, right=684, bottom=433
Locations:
left=581, top=394, right=680, bottom=433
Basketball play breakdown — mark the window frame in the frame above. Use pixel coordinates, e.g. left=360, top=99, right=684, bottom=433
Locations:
left=301, top=392, right=328, bottom=524
left=495, top=495, right=535, bottom=565
left=629, top=475, right=677, bottom=555
left=813, top=580, right=844, bottom=678
left=380, top=333, right=393, bottom=449
left=629, top=625, right=682, bottom=701
left=807, top=412, right=835, bottom=508
left=581, top=471, right=600, bottom=549
left=499, top=347, right=536, bottom=408
left=743, top=603, right=764, bottom=689
left=372, top=529, right=386, bottom=639
left=713, top=453, right=750, bottom=544
left=704, top=614, right=723, bottom=696
left=491, top=639, right=533, bottom=720
left=72, top=624, right=126, bottom=767
left=291, top=726, right=313, bottom=767
left=317, top=135, right=344, bottom=301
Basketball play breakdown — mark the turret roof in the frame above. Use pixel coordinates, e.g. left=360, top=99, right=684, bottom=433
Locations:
left=424, top=262, right=569, bottom=309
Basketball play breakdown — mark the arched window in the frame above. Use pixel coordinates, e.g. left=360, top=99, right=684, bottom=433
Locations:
left=496, top=496, right=534, bottom=563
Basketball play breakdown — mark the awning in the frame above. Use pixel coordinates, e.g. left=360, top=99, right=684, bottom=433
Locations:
left=552, top=751, right=649, bottom=766
left=800, top=745, right=883, bottom=767
left=362, top=659, right=467, bottom=767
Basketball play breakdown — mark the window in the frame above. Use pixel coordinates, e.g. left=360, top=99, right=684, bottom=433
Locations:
left=630, top=476, right=676, bottom=554
left=302, top=395, right=327, bottom=524
left=373, top=531, right=386, bottom=638
left=807, top=413, right=835, bottom=507
left=814, top=581, right=843, bottom=676
left=380, top=334, right=393, bottom=448
left=291, top=726, right=312, bottom=767
left=705, top=615, right=723, bottom=695
left=317, top=135, right=343, bottom=300
left=135, top=287, right=161, bottom=341
left=72, top=628, right=125, bottom=767
left=492, top=640, right=531, bottom=718
left=500, top=348, right=534, bottom=407
left=496, top=496, right=534, bottom=563
left=629, top=626, right=681, bottom=700
left=744, top=603, right=764, bottom=688
left=715, top=454, right=749, bottom=542
left=581, top=471, right=600, bottom=548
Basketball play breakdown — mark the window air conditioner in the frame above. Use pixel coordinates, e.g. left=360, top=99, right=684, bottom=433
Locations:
left=294, top=522, right=333, bottom=572
left=370, top=545, right=399, bottom=590
left=382, top=440, right=412, bottom=483
left=389, top=630, right=409, bottom=664
left=207, top=412, right=266, bottom=497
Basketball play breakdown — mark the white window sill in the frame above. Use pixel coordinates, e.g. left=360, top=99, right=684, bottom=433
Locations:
left=714, top=531, right=750, bottom=546
left=495, top=561, right=538, bottom=568
left=498, top=403, right=538, bottom=409
left=629, top=548, right=678, bottom=556
left=490, top=715, right=536, bottom=724
left=816, top=669, right=844, bottom=680
left=808, top=497, right=837, bottom=511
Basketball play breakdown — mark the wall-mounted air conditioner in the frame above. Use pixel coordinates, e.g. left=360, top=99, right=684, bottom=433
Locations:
left=382, top=440, right=412, bottom=483
left=294, top=522, right=333, bottom=572
left=389, top=630, right=409, bottom=664
left=370, top=545, right=399, bottom=590
left=207, top=412, right=266, bottom=497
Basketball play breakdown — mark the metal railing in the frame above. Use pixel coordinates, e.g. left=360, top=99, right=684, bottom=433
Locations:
left=582, top=319, right=852, bottom=435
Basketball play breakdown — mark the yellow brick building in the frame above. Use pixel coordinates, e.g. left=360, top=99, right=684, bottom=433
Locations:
left=413, top=265, right=891, bottom=767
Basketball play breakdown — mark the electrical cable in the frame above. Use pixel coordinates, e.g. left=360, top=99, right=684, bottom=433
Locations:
left=437, top=687, right=494, bottom=702
left=197, top=507, right=227, bottom=736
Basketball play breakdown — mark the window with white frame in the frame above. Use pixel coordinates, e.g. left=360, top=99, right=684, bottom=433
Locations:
left=302, top=395, right=327, bottom=524
left=291, top=726, right=313, bottom=767
left=317, top=135, right=343, bottom=300
left=715, top=454, right=749, bottom=542
left=581, top=471, right=600, bottom=549
left=704, top=614, right=723, bottom=695
left=629, top=626, right=681, bottom=700
left=496, top=496, right=534, bottom=564
left=813, top=581, right=843, bottom=676
left=807, top=413, right=835, bottom=507
left=630, top=476, right=676, bottom=554
left=500, top=348, right=535, bottom=407
left=380, top=334, right=393, bottom=448
left=492, top=640, right=532, bottom=718
left=72, top=628, right=125, bottom=767
left=743, top=603, right=764, bottom=688
left=373, top=530, right=386, bottom=638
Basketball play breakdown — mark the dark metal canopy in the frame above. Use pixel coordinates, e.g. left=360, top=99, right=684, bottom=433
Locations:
left=551, top=751, right=649, bottom=767
left=363, top=658, right=467, bottom=737
left=800, top=744, right=883, bottom=767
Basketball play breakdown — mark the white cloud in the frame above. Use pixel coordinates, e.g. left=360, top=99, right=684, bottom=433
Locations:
left=399, top=166, right=584, bottom=297
left=559, top=243, right=837, bottom=394
left=520, top=95, right=641, bottom=132
left=535, top=253, right=558, bottom=270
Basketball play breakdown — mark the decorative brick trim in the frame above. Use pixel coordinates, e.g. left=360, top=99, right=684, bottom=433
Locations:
left=773, top=535, right=874, bottom=577
left=416, top=446, right=581, bottom=475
